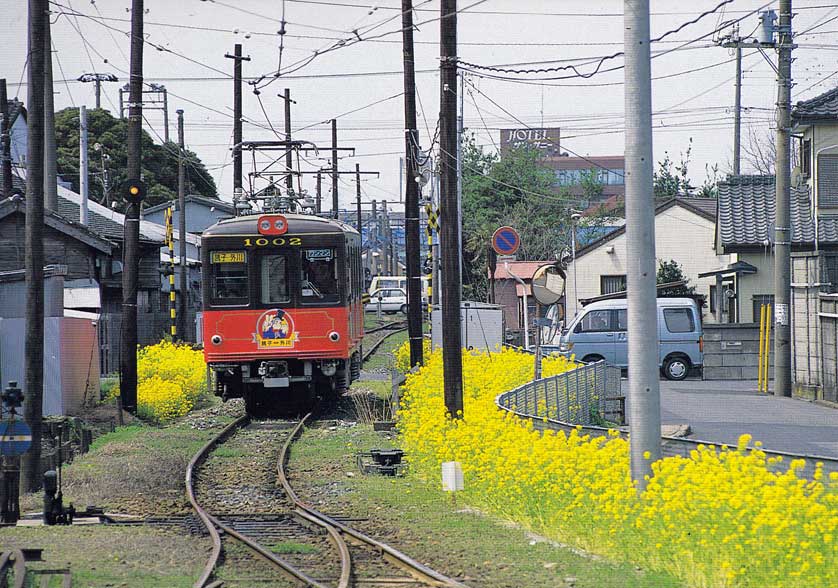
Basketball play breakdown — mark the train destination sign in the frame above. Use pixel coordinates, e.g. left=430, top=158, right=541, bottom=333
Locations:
left=0, top=420, right=32, bottom=456
left=492, top=226, right=521, bottom=256
left=211, top=251, right=246, bottom=264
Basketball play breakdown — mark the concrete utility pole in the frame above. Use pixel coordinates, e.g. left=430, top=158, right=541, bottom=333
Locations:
left=43, top=14, right=57, bottom=212
left=0, top=79, right=13, bottom=197
left=624, top=0, right=661, bottom=490
left=331, top=119, right=339, bottom=218
left=161, top=86, right=170, bottom=143
left=720, top=26, right=744, bottom=175
left=177, top=109, right=187, bottom=340
left=283, top=88, right=293, bottom=192
left=316, top=171, right=322, bottom=214
left=120, top=0, right=144, bottom=415
left=22, top=0, right=48, bottom=493
left=79, top=105, right=89, bottom=226
left=440, top=0, right=464, bottom=417
left=355, top=164, right=362, bottom=232
left=225, top=44, right=250, bottom=199
left=78, top=73, right=119, bottom=109
left=774, top=0, right=793, bottom=397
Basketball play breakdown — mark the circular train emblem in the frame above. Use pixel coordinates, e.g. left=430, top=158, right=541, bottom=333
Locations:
left=256, top=309, right=298, bottom=349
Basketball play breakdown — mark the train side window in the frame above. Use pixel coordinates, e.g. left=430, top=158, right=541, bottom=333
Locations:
left=260, top=254, right=290, bottom=304
left=301, top=248, right=340, bottom=304
left=210, top=251, right=248, bottom=304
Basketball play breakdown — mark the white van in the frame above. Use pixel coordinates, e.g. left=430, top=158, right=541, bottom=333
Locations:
left=368, top=276, right=429, bottom=298
left=546, top=297, right=703, bottom=380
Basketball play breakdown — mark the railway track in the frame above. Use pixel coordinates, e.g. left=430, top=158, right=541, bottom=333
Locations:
left=187, top=412, right=468, bottom=588
left=362, top=321, right=407, bottom=364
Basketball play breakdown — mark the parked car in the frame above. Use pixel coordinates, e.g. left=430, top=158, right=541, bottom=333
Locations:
left=548, top=297, right=703, bottom=380
left=365, top=288, right=408, bottom=314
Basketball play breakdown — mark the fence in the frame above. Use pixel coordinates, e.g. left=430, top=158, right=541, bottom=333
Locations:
left=495, top=360, right=624, bottom=426
left=496, top=362, right=838, bottom=480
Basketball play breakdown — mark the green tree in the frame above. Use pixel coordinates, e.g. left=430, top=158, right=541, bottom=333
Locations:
left=461, top=136, right=586, bottom=300
left=656, top=259, right=699, bottom=298
left=54, top=107, right=217, bottom=211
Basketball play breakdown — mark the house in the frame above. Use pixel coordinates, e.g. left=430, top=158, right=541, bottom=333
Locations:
left=142, top=193, right=234, bottom=234
left=5, top=99, right=28, bottom=167
left=488, top=260, right=554, bottom=340
left=564, top=197, right=728, bottom=324
left=551, top=155, right=625, bottom=208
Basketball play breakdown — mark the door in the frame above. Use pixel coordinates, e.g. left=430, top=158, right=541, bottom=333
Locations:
left=659, top=305, right=701, bottom=366
left=613, top=308, right=629, bottom=367
left=569, top=308, right=617, bottom=364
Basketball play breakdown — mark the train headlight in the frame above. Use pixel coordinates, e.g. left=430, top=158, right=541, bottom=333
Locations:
left=211, top=334, right=222, bottom=345
left=328, top=331, right=340, bottom=342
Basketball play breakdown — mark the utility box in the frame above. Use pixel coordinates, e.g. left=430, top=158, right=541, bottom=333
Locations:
left=431, top=302, right=504, bottom=352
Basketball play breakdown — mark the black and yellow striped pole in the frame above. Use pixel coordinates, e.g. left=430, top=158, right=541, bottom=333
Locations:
left=164, top=206, right=177, bottom=338
left=425, top=203, right=439, bottom=317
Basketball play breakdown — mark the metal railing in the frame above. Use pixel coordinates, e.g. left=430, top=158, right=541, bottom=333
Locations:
left=495, top=361, right=838, bottom=480
left=496, top=360, right=623, bottom=426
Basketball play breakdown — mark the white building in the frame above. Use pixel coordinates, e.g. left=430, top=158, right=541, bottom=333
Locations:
left=564, top=197, right=729, bottom=324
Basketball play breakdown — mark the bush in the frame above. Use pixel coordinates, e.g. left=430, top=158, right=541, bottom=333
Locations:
left=398, top=347, right=838, bottom=588
left=136, top=340, right=206, bottom=423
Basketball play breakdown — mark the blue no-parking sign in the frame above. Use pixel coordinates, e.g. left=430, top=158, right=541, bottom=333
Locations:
left=0, top=420, right=32, bottom=456
left=492, top=226, right=521, bottom=256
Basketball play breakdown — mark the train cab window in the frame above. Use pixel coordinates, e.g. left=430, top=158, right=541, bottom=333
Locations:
left=301, top=248, right=340, bottom=304
left=210, top=250, right=248, bottom=304
left=260, top=254, right=290, bottom=304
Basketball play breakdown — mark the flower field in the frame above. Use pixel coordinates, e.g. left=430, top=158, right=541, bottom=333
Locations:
left=135, top=340, right=206, bottom=422
left=397, top=345, right=838, bottom=587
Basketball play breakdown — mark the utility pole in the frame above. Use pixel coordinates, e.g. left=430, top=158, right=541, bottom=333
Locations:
left=456, top=70, right=464, bottom=295
left=316, top=171, right=322, bottom=214
left=283, top=88, right=293, bottom=192
left=331, top=119, right=339, bottom=218
left=161, top=86, right=169, bottom=143
left=0, top=79, right=13, bottom=197
left=440, top=0, right=464, bottom=417
left=225, top=44, right=250, bottom=200
left=625, top=0, right=661, bottom=490
left=355, top=164, right=362, bottom=232
left=774, top=0, right=793, bottom=397
left=44, top=13, right=57, bottom=212
left=371, top=200, right=378, bottom=275
left=720, top=26, right=744, bottom=175
left=120, top=0, right=144, bottom=415
left=382, top=200, right=389, bottom=273
left=21, top=0, right=47, bottom=493
left=80, top=105, right=89, bottom=225
left=177, top=109, right=187, bottom=340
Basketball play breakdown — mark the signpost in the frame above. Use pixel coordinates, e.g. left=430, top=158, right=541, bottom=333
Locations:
left=1, top=381, right=27, bottom=524
left=0, top=420, right=32, bottom=457
left=491, top=226, right=521, bottom=257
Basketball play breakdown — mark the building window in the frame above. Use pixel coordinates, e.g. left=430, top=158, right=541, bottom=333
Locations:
left=817, top=154, right=838, bottom=207
left=600, top=275, right=626, bottom=295
left=801, top=139, right=811, bottom=177
left=753, top=295, right=775, bottom=324
left=555, top=167, right=625, bottom=187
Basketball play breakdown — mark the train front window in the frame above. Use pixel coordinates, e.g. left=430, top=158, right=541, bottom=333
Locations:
left=210, top=250, right=248, bottom=304
left=260, top=254, right=290, bottom=304
left=301, top=248, right=340, bottom=304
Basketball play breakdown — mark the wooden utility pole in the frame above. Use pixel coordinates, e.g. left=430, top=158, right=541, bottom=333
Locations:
left=120, top=0, right=144, bottom=415
left=440, top=0, right=464, bottom=417
left=315, top=171, right=322, bottom=214
left=43, top=13, right=57, bottom=212
left=331, top=119, right=339, bottom=218
left=774, top=0, right=793, bottom=397
left=177, top=109, right=187, bottom=340
left=402, top=0, right=424, bottom=366
left=284, top=88, right=293, bottom=192
left=0, top=79, right=12, bottom=197
left=225, top=44, right=250, bottom=199
left=21, top=0, right=47, bottom=493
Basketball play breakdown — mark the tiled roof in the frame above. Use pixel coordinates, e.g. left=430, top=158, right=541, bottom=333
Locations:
left=677, top=196, right=717, bottom=219
left=491, top=261, right=554, bottom=281
left=792, top=87, right=838, bottom=123
left=142, top=193, right=235, bottom=215
left=5, top=100, right=25, bottom=126
left=717, top=175, right=838, bottom=247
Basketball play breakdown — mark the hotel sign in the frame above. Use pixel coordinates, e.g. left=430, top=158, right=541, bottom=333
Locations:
left=500, top=128, right=560, bottom=156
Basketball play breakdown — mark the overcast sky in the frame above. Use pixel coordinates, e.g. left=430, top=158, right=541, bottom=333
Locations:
left=4, top=1, right=838, bottom=210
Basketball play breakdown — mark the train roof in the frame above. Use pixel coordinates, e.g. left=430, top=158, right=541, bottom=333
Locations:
left=202, top=213, right=358, bottom=237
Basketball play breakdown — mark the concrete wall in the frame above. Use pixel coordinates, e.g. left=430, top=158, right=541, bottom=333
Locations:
left=565, top=203, right=729, bottom=323
left=820, top=295, right=838, bottom=404
left=791, top=253, right=822, bottom=399
left=703, top=323, right=771, bottom=381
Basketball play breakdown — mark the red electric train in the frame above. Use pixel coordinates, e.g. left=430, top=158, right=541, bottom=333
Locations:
left=202, top=213, right=364, bottom=416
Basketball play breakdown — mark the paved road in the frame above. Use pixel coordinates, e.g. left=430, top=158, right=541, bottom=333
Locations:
left=655, top=379, right=838, bottom=458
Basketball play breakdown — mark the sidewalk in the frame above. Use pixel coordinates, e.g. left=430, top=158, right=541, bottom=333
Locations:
left=656, top=379, right=838, bottom=458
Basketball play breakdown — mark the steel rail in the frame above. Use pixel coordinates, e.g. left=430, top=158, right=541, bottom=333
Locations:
left=187, top=414, right=334, bottom=588
left=277, top=417, right=470, bottom=588
left=363, top=325, right=408, bottom=363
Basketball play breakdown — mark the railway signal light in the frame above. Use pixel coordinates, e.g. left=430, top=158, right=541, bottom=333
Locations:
left=124, top=179, right=146, bottom=203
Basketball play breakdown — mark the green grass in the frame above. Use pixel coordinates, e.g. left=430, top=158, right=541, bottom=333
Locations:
left=266, top=541, right=320, bottom=555
left=351, top=379, right=392, bottom=400
left=88, top=424, right=148, bottom=452
left=363, top=330, right=409, bottom=371
left=291, top=425, right=683, bottom=588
